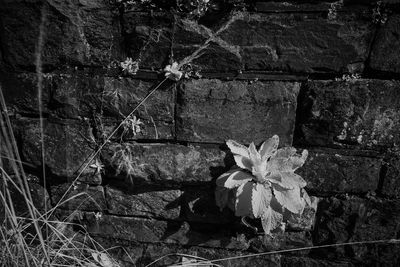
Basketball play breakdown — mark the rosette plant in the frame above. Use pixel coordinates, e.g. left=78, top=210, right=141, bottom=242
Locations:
left=215, top=135, right=310, bottom=234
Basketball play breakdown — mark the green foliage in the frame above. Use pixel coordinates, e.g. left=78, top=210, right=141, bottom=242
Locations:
left=215, top=135, right=310, bottom=234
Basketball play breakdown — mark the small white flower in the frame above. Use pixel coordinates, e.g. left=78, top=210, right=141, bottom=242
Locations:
left=120, top=57, right=139, bottom=75
left=164, top=62, right=183, bottom=81
left=89, top=159, right=105, bottom=174
left=94, top=212, right=102, bottom=221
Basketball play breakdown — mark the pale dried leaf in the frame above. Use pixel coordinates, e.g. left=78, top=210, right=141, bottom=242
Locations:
left=252, top=184, right=272, bottom=218
left=217, top=170, right=253, bottom=189
left=259, top=135, right=279, bottom=160
left=261, top=205, right=283, bottom=234
left=273, top=186, right=304, bottom=214
left=92, top=252, right=117, bottom=267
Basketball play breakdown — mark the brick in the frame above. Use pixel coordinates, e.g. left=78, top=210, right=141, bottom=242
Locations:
left=83, top=214, right=172, bottom=243
left=0, top=73, right=51, bottom=115
left=0, top=0, right=120, bottom=69
left=101, top=143, right=228, bottom=184
left=369, top=14, right=400, bottom=74
left=123, top=10, right=373, bottom=74
left=313, top=196, right=400, bottom=265
left=297, top=149, right=381, bottom=194
left=382, top=152, right=400, bottom=198
left=122, top=12, right=173, bottom=70
left=51, top=183, right=106, bottom=211
left=19, top=118, right=98, bottom=179
left=295, top=79, right=400, bottom=150
left=105, top=186, right=182, bottom=219
left=176, top=79, right=300, bottom=145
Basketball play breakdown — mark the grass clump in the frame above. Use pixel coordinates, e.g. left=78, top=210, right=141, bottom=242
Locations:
left=0, top=86, right=124, bottom=266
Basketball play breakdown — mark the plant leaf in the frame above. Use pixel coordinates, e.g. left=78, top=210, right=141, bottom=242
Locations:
left=252, top=184, right=272, bottom=218
left=270, top=172, right=307, bottom=189
left=259, top=135, right=279, bottom=161
left=273, top=186, right=304, bottom=214
left=248, top=142, right=261, bottom=165
left=217, top=170, right=253, bottom=189
left=92, top=252, right=117, bottom=267
left=261, top=205, right=283, bottom=234
left=227, top=140, right=253, bottom=170
left=235, top=182, right=254, bottom=217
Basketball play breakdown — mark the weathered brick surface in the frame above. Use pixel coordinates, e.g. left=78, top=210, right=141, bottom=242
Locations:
left=2, top=72, right=175, bottom=139
left=0, top=73, right=51, bottom=115
left=51, top=183, right=106, bottom=211
left=370, top=14, right=400, bottom=74
left=295, top=79, right=400, bottom=150
left=176, top=79, right=300, bottom=145
left=84, top=214, right=172, bottom=243
left=0, top=0, right=120, bottom=69
left=298, top=149, right=381, bottom=194
left=313, top=196, right=400, bottom=265
left=382, top=152, right=400, bottom=198
left=106, top=186, right=182, bottom=219
left=19, top=118, right=96, bottom=179
left=102, top=143, right=228, bottom=184
left=125, top=10, right=374, bottom=74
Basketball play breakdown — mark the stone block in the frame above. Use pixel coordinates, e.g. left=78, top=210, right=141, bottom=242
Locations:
left=382, top=152, right=400, bottom=198
left=123, top=10, right=373, bottom=74
left=295, top=79, right=400, bottom=150
left=369, top=14, right=400, bottom=74
left=51, top=183, right=106, bottom=211
left=313, top=196, right=400, bottom=265
left=297, top=149, right=381, bottom=194
left=0, top=72, right=51, bottom=115
left=176, top=79, right=300, bottom=145
left=0, top=0, right=120, bottom=69
left=102, top=143, right=227, bottom=184
left=19, top=118, right=98, bottom=180
left=105, top=186, right=182, bottom=219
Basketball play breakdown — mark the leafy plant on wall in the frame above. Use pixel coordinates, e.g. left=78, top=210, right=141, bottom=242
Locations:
left=215, top=135, right=310, bottom=234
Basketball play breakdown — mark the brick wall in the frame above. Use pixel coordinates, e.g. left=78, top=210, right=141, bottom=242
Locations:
left=1, top=0, right=400, bottom=266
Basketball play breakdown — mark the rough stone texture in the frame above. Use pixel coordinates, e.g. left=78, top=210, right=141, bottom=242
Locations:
left=286, top=196, right=319, bottom=231
left=177, top=79, right=300, bottom=145
left=1, top=72, right=175, bottom=140
left=1, top=174, right=51, bottom=215
left=19, top=118, right=98, bottom=180
left=281, top=257, right=354, bottom=267
left=0, top=72, right=51, bottom=115
left=126, top=10, right=374, bottom=73
left=51, top=183, right=106, bottom=211
left=102, top=143, right=228, bottom=184
left=0, top=0, right=120, bottom=70
left=297, top=149, right=381, bottom=194
left=181, top=188, right=235, bottom=224
left=106, top=186, right=182, bottom=219
left=313, top=196, right=400, bottom=266
left=369, top=14, right=400, bottom=74
left=295, top=79, right=400, bottom=150
left=123, top=12, right=172, bottom=71
left=142, top=243, right=281, bottom=267
left=382, top=151, right=400, bottom=198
